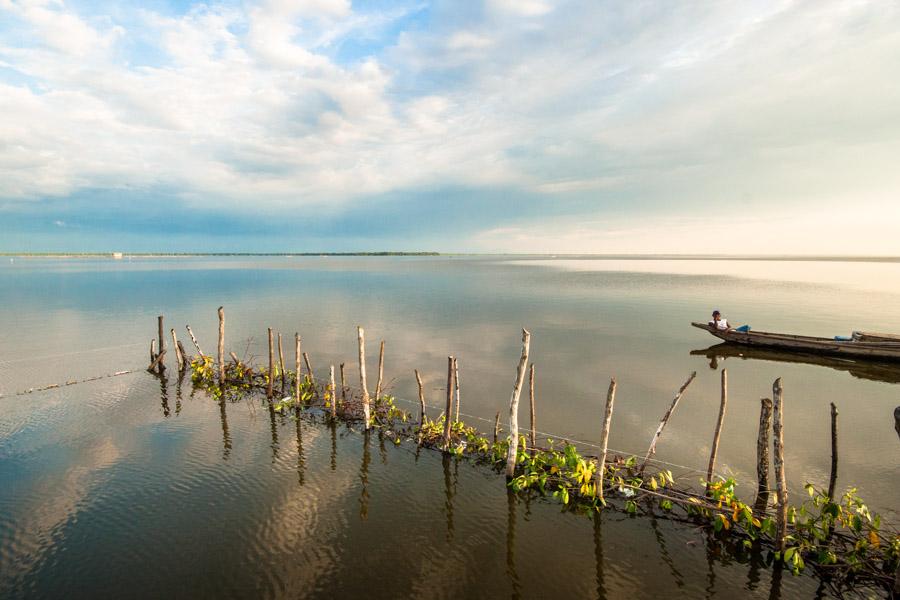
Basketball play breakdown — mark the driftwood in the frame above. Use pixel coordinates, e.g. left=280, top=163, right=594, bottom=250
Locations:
left=597, top=378, right=617, bottom=502
left=829, top=402, right=838, bottom=499
left=706, top=369, right=728, bottom=494
left=157, top=316, right=166, bottom=374
left=266, top=328, right=274, bottom=400
left=186, top=325, right=204, bottom=357
left=358, top=327, right=370, bottom=429
left=375, top=340, right=385, bottom=402
left=442, top=356, right=455, bottom=450
left=506, top=329, right=531, bottom=478
left=640, top=372, right=696, bottom=474
left=147, top=349, right=166, bottom=373
left=773, top=378, right=788, bottom=552
left=528, top=363, right=536, bottom=449
left=754, top=398, right=774, bottom=515
left=217, top=307, right=225, bottom=382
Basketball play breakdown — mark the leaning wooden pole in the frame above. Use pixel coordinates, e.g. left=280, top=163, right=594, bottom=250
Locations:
left=494, top=411, right=501, bottom=444
left=528, top=363, right=536, bottom=449
left=706, top=369, right=728, bottom=494
left=415, top=369, right=426, bottom=441
left=329, top=365, right=337, bottom=419
left=150, top=339, right=156, bottom=364
left=186, top=325, right=204, bottom=357
left=505, top=329, right=531, bottom=478
left=772, top=378, right=788, bottom=552
left=217, top=307, right=225, bottom=383
left=303, top=352, right=316, bottom=396
left=828, top=402, right=838, bottom=500
left=358, top=327, right=370, bottom=429
left=294, top=333, right=301, bottom=405
left=157, top=315, right=166, bottom=374
left=375, top=340, right=385, bottom=403
left=442, top=356, right=456, bottom=450
left=170, top=328, right=184, bottom=371
left=453, top=357, right=461, bottom=423
left=147, top=349, right=166, bottom=373
left=278, top=333, right=286, bottom=393
left=266, top=327, right=274, bottom=400
left=639, top=371, right=696, bottom=474
left=754, top=397, right=774, bottom=515
left=596, top=378, right=617, bottom=503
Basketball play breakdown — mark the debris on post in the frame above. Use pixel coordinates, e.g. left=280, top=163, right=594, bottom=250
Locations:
left=506, top=329, right=531, bottom=478
left=640, top=372, right=696, bottom=474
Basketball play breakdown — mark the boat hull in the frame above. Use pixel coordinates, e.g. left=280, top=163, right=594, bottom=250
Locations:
left=690, top=322, right=900, bottom=362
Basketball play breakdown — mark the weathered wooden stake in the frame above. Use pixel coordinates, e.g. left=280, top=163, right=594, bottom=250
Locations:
left=229, top=351, right=240, bottom=364
left=415, top=369, right=426, bottom=438
left=217, top=307, right=225, bottom=383
left=706, top=369, right=728, bottom=494
left=375, top=340, right=385, bottom=402
left=150, top=339, right=156, bottom=364
left=186, top=325, right=204, bottom=357
left=528, top=363, right=536, bottom=449
left=754, top=398, right=774, bottom=515
left=278, top=333, right=286, bottom=392
left=157, top=315, right=166, bottom=374
left=505, top=329, right=531, bottom=478
left=773, top=378, right=788, bottom=552
left=176, top=340, right=187, bottom=366
left=358, top=327, right=370, bottom=429
left=442, top=356, right=456, bottom=450
left=147, top=349, right=166, bottom=373
left=494, top=411, right=501, bottom=444
left=303, top=352, right=316, bottom=396
left=597, top=378, right=617, bottom=502
left=454, top=357, right=461, bottom=423
left=266, top=327, right=274, bottom=399
left=294, top=333, right=301, bottom=405
left=329, top=365, right=337, bottom=419
left=170, top=328, right=184, bottom=371
left=340, top=363, right=347, bottom=403
left=639, top=371, right=696, bottom=474
left=828, top=402, right=838, bottom=500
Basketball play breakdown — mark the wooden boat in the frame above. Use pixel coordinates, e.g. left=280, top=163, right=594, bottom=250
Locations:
left=691, top=322, right=900, bottom=362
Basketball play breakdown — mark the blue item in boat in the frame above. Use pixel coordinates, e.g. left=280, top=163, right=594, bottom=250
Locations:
left=834, top=335, right=853, bottom=341
left=735, top=325, right=751, bottom=332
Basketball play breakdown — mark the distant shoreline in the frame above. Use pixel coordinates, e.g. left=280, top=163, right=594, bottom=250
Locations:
left=1, top=252, right=900, bottom=262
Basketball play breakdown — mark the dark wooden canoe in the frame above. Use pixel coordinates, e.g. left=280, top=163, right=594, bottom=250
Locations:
left=691, top=322, right=900, bottom=362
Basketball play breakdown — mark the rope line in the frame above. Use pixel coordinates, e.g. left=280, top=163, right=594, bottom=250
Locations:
left=0, top=342, right=146, bottom=366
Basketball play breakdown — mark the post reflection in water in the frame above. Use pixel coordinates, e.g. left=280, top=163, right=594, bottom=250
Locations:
left=329, top=420, right=337, bottom=472
left=378, top=430, right=388, bottom=465
left=505, top=487, right=521, bottom=599
left=218, top=397, right=232, bottom=461
left=295, top=415, right=305, bottom=486
left=158, top=373, right=170, bottom=417
left=175, top=370, right=184, bottom=415
left=359, top=430, right=371, bottom=520
left=442, top=453, right=455, bottom=542
left=745, top=540, right=765, bottom=592
left=267, top=401, right=279, bottom=462
left=648, top=514, right=684, bottom=589
left=593, top=510, right=606, bottom=600
left=768, top=562, right=783, bottom=600
left=705, top=533, right=718, bottom=600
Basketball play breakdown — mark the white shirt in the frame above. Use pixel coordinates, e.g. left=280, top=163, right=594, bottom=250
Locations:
left=709, top=318, right=729, bottom=330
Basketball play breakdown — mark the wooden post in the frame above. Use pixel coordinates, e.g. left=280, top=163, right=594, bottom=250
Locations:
left=176, top=340, right=187, bottom=366
left=597, top=378, right=617, bottom=502
left=505, top=329, right=531, bottom=478
left=415, top=369, right=426, bottom=427
left=294, top=333, right=301, bottom=405
left=266, top=327, right=274, bottom=400
left=229, top=351, right=240, bottom=364
left=375, top=340, right=385, bottom=402
left=639, top=371, right=696, bottom=474
left=442, top=356, right=456, bottom=450
left=217, top=307, right=225, bottom=383
left=157, top=315, right=166, bottom=374
left=278, top=333, right=286, bottom=393
left=303, top=352, right=316, bottom=393
left=706, top=369, right=728, bottom=494
left=454, top=357, right=461, bottom=423
left=170, top=328, right=184, bottom=371
left=528, top=363, right=536, bottom=449
left=494, top=411, right=501, bottom=444
left=773, top=378, right=788, bottom=552
left=186, top=325, right=204, bottom=357
left=330, top=365, right=337, bottom=419
left=150, top=339, right=156, bottom=364
left=147, top=350, right=167, bottom=373
left=358, top=327, right=370, bottom=429
left=340, top=363, right=347, bottom=403
left=828, top=402, right=838, bottom=499
left=754, top=398, right=773, bottom=515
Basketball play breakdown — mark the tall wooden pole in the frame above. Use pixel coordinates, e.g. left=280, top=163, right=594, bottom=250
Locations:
left=266, top=327, right=274, bottom=399
left=754, top=397, right=774, bottom=515
left=597, top=378, right=617, bottom=503
left=330, top=365, right=337, bottom=419
left=528, top=363, right=536, bottom=449
left=828, top=402, right=838, bottom=499
left=278, top=333, right=286, bottom=393
left=505, top=329, right=531, bottom=478
left=157, top=315, right=166, bottom=374
left=706, top=369, right=728, bottom=494
left=442, top=356, right=456, bottom=450
left=170, top=328, right=184, bottom=371
left=358, top=327, right=370, bottom=429
left=639, top=372, right=696, bottom=474
left=217, top=307, right=225, bottom=383
left=454, top=357, right=461, bottom=423
left=773, top=378, right=788, bottom=552
left=375, top=340, right=385, bottom=402
left=294, top=333, right=301, bottom=405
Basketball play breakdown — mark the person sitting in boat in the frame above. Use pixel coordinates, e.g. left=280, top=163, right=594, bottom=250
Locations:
left=709, top=310, right=730, bottom=331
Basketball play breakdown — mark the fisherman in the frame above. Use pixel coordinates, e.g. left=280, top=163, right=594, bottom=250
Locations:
left=708, top=310, right=730, bottom=331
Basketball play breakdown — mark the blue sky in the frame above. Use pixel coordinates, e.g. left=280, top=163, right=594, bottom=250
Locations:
left=1, top=0, right=899, bottom=253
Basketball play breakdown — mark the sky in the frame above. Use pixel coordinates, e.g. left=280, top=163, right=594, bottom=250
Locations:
left=1, top=0, right=899, bottom=254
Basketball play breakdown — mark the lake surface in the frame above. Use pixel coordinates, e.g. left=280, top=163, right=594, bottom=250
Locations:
left=1, top=255, right=899, bottom=598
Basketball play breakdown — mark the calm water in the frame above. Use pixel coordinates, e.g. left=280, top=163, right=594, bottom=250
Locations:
left=1, top=256, right=899, bottom=598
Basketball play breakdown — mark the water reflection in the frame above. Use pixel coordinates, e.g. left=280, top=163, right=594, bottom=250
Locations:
left=505, top=487, right=520, bottom=599
left=649, top=513, right=684, bottom=588
left=158, top=373, right=170, bottom=418
left=593, top=510, right=606, bottom=600
left=329, top=420, right=337, bottom=472
left=442, top=454, right=455, bottom=542
left=295, top=417, right=305, bottom=486
left=219, top=397, right=232, bottom=461
left=175, top=370, right=184, bottom=415
left=359, top=430, right=370, bottom=520
left=267, top=401, right=279, bottom=462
